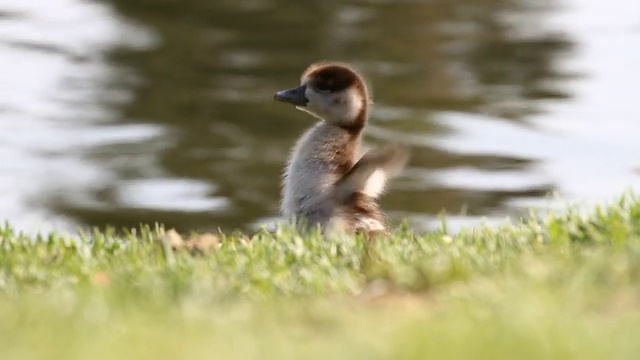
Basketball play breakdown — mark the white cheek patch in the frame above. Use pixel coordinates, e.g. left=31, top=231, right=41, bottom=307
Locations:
left=341, top=88, right=363, bottom=121
left=362, top=169, right=387, bottom=198
left=304, top=87, right=324, bottom=112
left=302, top=87, right=363, bottom=123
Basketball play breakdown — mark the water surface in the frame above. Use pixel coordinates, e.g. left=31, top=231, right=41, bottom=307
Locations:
left=0, top=0, right=638, bottom=233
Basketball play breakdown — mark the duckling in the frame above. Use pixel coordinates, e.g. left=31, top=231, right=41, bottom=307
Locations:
left=273, top=62, right=408, bottom=236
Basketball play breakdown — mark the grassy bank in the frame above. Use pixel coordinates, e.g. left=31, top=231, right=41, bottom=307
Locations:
left=1, top=195, right=640, bottom=359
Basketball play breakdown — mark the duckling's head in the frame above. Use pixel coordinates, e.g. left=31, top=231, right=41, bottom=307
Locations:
left=274, top=62, right=371, bottom=129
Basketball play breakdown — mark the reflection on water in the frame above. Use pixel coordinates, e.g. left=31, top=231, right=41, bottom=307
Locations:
left=0, top=0, right=157, bottom=232
left=0, top=0, right=638, bottom=233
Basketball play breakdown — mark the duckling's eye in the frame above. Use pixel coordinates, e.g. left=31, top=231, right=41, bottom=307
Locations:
left=314, top=81, right=333, bottom=93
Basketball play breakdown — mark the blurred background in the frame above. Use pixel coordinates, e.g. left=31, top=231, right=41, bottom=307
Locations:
left=0, top=0, right=638, bottom=234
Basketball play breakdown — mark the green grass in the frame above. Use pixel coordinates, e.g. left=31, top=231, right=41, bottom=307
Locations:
left=2, top=194, right=640, bottom=359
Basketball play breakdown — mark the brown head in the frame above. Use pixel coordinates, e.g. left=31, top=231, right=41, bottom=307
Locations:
left=273, top=62, right=371, bottom=130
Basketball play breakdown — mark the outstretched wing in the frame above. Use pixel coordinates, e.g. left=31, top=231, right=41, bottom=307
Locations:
left=334, top=144, right=409, bottom=199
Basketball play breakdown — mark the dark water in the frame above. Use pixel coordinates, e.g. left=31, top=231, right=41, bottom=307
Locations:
left=1, top=0, right=638, bottom=233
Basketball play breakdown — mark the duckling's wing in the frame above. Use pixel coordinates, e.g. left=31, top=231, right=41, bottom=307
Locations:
left=335, top=145, right=409, bottom=199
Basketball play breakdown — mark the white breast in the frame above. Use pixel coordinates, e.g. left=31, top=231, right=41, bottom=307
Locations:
left=281, top=122, right=357, bottom=227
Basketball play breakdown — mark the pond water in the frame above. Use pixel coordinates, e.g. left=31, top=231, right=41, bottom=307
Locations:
left=1, top=0, right=638, bottom=234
